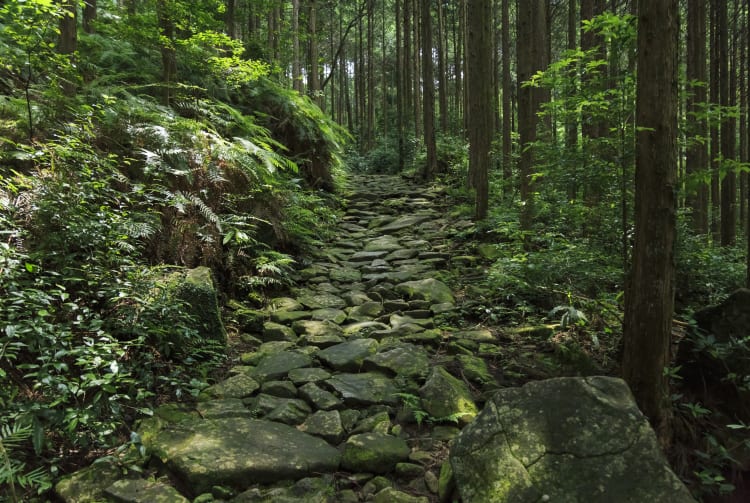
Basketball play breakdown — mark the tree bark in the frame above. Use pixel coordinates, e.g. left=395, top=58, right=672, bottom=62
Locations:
left=308, top=0, right=321, bottom=104
left=686, top=0, right=709, bottom=234
left=83, top=0, right=97, bottom=34
left=719, top=0, right=736, bottom=245
left=623, top=0, right=678, bottom=443
left=421, top=0, right=437, bottom=179
left=292, top=0, right=302, bottom=93
left=58, top=0, right=77, bottom=97
left=467, top=0, right=493, bottom=219
left=501, top=0, right=512, bottom=198
left=517, top=0, right=548, bottom=231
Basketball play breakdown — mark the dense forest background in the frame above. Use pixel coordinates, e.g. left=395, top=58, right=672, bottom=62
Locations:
left=1, top=0, right=749, bottom=500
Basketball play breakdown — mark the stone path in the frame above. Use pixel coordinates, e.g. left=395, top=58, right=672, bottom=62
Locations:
left=58, top=174, right=495, bottom=502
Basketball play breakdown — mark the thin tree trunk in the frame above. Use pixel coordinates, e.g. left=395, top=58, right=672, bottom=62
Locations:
left=308, top=0, right=320, bottom=105
left=501, top=0, right=512, bottom=198
left=292, top=0, right=302, bottom=93
left=710, top=0, right=721, bottom=242
left=623, top=0, right=679, bottom=443
left=517, top=0, right=548, bottom=232
left=83, top=0, right=97, bottom=34
left=437, top=0, right=448, bottom=133
left=225, top=0, right=237, bottom=39
left=421, top=0, right=437, bottom=179
left=467, top=0, right=493, bottom=219
left=686, top=0, right=709, bottom=234
left=566, top=0, right=578, bottom=201
left=719, top=0, right=736, bottom=245
left=157, top=1, right=177, bottom=105
left=58, top=0, right=77, bottom=97
left=396, top=0, right=405, bottom=170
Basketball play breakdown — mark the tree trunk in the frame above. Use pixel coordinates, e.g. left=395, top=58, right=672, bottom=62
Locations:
left=437, top=0, right=448, bottom=133
left=467, top=0, right=493, bottom=219
left=83, top=0, right=97, bottom=34
left=225, top=0, right=237, bottom=39
left=517, top=0, right=548, bottom=231
left=566, top=0, right=578, bottom=201
left=501, top=0, right=512, bottom=198
left=421, top=0, right=437, bottom=179
left=396, top=0, right=405, bottom=170
left=157, top=1, right=177, bottom=106
left=308, top=0, right=321, bottom=104
left=623, top=0, right=678, bottom=443
left=719, top=0, right=736, bottom=246
left=686, top=0, right=709, bottom=234
left=292, top=0, right=302, bottom=92
left=58, top=0, right=77, bottom=97
left=710, top=0, right=721, bottom=242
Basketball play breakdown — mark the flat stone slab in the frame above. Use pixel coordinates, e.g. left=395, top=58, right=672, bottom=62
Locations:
left=395, top=278, right=455, bottom=304
left=317, top=338, right=379, bottom=371
left=376, top=214, right=432, bottom=233
left=325, top=372, right=399, bottom=406
left=251, top=351, right=313, bottom=382
left=297, top=292, right=347, bottom=310
left=196, top=399, right=255, bottom=419
left=341, top=432, right=411, bottom=473
left=104, top=478, right=189, bottom=503
left=449, top=376, right=696, bottom=503
left=144, top=418, right=340, bottom=494
left=365, top=343, right=431, bottom=379
left=201, top=373, right=260, bottom=400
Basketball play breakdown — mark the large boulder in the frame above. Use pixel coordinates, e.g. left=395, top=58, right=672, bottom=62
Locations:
left=449, top=376, right=695, bottom=503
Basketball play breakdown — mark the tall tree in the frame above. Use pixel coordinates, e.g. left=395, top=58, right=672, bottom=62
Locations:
left=467, top=0, right=493, bottom=219
left=421, top=0, right=437, bottom=179
left=292, top=0, right=302, bottom=93
left=623, top=0, right=679, bottom=441
left=156, top=1, right=177, bottom=105
left=686, top=0, right=709, bottom=234
left=719, top=0, right=736, bottom=245
left=83, top=0, right=97, bottom=34
left=501, top=0, right=512, bottom=197
left=58, top=0, right=77, bottom=96
left=516, top=0, right=548, bottom=231
left=308, top=0, right=321, bottom=104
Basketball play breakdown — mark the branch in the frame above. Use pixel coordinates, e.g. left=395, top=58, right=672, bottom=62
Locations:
left=320, top=1, right=367, bottom=91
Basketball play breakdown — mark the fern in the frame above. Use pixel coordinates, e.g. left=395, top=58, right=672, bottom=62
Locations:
left=0, top=422, right=52, bottom=501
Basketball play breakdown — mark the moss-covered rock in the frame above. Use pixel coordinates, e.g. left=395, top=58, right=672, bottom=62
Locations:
left=449, top=376, right=696, bottom=503
left=418, top=367, right=478, bottom=425
left=341, top=432, right=411, bottom=473
left=170, top=266, right=226, bottom=343
left=55, top=459, right=124, bottom=503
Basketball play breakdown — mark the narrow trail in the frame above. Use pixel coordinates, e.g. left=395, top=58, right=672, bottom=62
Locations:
left=61, top=174, right=503, bottom=503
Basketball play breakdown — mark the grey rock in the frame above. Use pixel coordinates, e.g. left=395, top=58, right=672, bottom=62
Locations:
left=298, top=382, right=343, bottom=410
left=418, top=367, right=478, bottom=425
left=288, top=367, right=332, bottom=385
left=196, top=399, right=255, bottom=419
left=449, top=376, right=696, bottom=503
left=341, top=432, right=411, bottom=474
left=298, top=410, right=345, bottom=444
left=365, top=343, right=431, bottom=379
left=262, top=322, right=299, bottom=342
left=325, top=372, right=399, bottom=406
left=261, top=380, right=298, bottom=398
left=201, top=373, right=259, bottom=400
left=141, top=418, right=340, bottom=495
left=311, top=308, right=347, bottom=324
left=291, top=319, right=344, bottom=337
left=104, top=478, right=189, bottom=503
left=395, top=278, right=455, bottom=304
left=347, top=301, right=384, bottom=322
left=317, top=338, right=379, bottom=371
left=269, top=310, right=311, bottom=324
left=297, top=291, right=347, bottom=310
left=251, top=351, right=313, bottom=382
